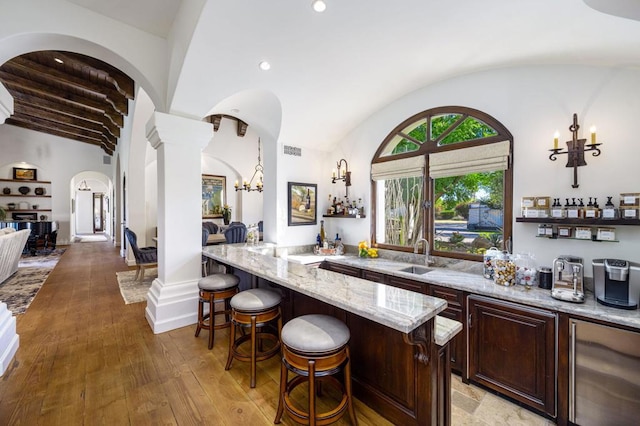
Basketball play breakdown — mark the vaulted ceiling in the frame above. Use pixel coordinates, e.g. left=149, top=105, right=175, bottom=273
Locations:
left=0, top=51, right=135, bottom=155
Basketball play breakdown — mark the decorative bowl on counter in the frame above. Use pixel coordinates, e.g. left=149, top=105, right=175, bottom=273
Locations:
left=18, top=186, right=30, bottom=195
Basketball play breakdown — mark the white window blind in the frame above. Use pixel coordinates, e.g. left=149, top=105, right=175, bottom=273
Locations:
left=371, top=156, right=425, bottom=181
left=429, top=140, right=510, bottom=178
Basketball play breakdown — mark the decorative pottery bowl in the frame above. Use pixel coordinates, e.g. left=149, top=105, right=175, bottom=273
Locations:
left=2, top=187, right=9, bottom=195
left=18, top=186, right=30, bottom=195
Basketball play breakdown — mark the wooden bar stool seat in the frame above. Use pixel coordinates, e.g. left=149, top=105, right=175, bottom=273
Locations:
left=275, top=314, right=357, bottom=426
left=225, top=288, right=282, bottom=388
left=195, top=273, right=240, bottom=349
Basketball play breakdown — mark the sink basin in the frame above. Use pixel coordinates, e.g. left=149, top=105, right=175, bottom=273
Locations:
left=398, top=265, right=432, bottom=275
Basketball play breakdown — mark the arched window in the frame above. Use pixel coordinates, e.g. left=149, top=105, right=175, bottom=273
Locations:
left=371, top=106, right=513, bottom=261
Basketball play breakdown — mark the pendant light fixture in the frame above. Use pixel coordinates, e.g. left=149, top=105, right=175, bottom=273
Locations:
left=312, top=0, right=327, bottom=13
left=235, top=138, right=264, bottom=192
left=78, top=180, right=91, bottom=191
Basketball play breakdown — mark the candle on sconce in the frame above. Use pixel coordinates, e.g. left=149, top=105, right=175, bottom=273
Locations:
left=332, top=170, right=336, bottom=178
left=553, top=131, right=559, bottom=150
left=590, top=126, right=597, bottom=145
left=234, top=180, right=239, bottom=188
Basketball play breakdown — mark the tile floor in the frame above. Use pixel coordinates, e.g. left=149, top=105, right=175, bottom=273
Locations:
left=451, top=375, right=556, bottom=425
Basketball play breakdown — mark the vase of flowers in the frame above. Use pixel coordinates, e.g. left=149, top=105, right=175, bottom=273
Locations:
left=222, top=204, right=231, bottom=225
left=358, top=241, right=379, bottom=258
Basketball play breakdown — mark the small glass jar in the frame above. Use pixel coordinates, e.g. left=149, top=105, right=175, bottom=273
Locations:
left=483, top=247, right=502, bottom=279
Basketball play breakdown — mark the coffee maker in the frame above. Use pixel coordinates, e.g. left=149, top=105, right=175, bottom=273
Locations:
left=551, top=256, right=585, bottom=303
left=592, top=259, right=640, bottom=310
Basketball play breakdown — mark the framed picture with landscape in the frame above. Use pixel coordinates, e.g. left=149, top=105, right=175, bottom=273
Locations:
left=288, top=182, right=317, bottom=226
left=13, top=167, right=37, bottom=181
left=202, top=174, right=226, bottom=218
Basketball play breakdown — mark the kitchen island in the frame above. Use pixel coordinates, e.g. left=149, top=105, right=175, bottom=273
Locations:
left=203, top=243, right=461, bottom=426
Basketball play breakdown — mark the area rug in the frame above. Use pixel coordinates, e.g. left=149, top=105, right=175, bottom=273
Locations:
left=75, top=234, right=108, bottom=243
left=116, top=268, right=157, bottom=304
left=0, top=248, right=66, bottom=315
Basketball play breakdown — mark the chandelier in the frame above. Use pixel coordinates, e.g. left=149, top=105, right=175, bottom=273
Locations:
left=78, top=180, right=91, bottom=191
left=235, top=138, right=264, bottom=192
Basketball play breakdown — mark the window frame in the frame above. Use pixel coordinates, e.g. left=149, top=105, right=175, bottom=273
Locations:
left=370, top=106, right=513, bottom=261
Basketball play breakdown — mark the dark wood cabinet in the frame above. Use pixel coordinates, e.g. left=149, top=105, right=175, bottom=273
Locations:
left=429, top=285, right=465, bottom=376
left=320, top=261, right=360, bottom=277
left=361, top=269, right=386, bottom=283
left=467, top=295, right=557, bottom=417
left=386, top=275, right=428, bottom=294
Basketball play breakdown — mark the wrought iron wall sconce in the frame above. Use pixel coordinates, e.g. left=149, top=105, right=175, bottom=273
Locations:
left=331, top=158, right=351, bottom=197
left=549, top=113, right=602, bottom=188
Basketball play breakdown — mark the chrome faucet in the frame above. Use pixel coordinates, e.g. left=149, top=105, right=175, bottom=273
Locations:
left=414, top=238, right=432, bottom=265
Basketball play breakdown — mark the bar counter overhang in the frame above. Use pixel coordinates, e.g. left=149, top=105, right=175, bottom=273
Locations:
left=203, top=243, right=461, bottom=426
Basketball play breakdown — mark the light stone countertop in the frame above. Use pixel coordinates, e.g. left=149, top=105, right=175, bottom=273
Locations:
left=203, top=243, right=449, bottom=335
left=326, top=256, right=640, bottom=331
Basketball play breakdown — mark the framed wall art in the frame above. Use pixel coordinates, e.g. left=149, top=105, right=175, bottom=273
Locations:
left=288, top=182, right=317, bottom=226
left=202, top=174, right=226, bottom=218
left=13, top=167, right=37, bottom=181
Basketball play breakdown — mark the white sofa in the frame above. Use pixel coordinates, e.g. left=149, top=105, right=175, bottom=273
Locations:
left=0, top=229, right=30, bottom=284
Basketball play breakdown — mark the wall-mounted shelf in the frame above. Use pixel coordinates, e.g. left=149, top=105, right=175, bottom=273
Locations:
left=0, top=178, right=52, bottom=184
left=516, top=217, right=640, bottom=226
left=535, top=235, right=618, bottom=243
left=322, top=214, right=366, bottom=219
left=0, top=194, right=51, bottom=198
left=5, top=209, right=52, bottom=213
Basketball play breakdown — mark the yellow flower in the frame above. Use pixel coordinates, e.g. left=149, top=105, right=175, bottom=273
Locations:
left=358, top=241, right=368, bottom=250
left=367, top=248, right=378, bottom=258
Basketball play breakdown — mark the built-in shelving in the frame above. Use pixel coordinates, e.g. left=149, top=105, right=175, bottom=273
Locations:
left=535, top=235, right=618, bottom=242
left=322, top=214, right=366, bottom=219
left=516, top=217, right=640, bottom=226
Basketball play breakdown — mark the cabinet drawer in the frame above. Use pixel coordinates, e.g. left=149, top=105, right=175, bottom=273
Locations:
left=362, top=270, right=386, bottom=283
left=430, top=285, right=463, bottom=308
left=386, top=275, right=428, bottom=294
left=321, top=262, right=361, bottom=277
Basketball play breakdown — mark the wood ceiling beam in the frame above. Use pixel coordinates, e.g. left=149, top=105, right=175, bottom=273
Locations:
left=51, top=51, right=135, bottom=100
left=12, top=94, right=121, bottom=138
left=0, top=72, right=124, bottom=127
left=4, top=58, right=129, bottom=114
left=209, top=114, right=248, bottom=137
left=14, top=103, right=117, bottom=146
left=5, top=118, right=113, bottom=155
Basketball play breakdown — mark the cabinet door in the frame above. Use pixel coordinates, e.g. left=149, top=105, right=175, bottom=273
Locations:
left=430, top=285, right=465, bottom=376
left=468, top=295, right=557, bottom=416
left=386, top=275, right=428, bottom=294
left=320, top=261, right=361, bottom=277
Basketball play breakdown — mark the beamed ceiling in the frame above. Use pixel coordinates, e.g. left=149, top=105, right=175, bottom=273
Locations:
left=0, top=51, right=135, bottom=155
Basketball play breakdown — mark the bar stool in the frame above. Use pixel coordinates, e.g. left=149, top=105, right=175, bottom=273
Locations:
left=225, top=288, right=282, bottom=388
left=194, top=273, right=240, bottom=349
left=275, top=314, right=358, bottom=426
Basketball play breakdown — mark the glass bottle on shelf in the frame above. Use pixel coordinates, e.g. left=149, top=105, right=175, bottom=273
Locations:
left=551, top=198, right=564, bottom=218
left=319, top=220, right=326, bottom=247
left=567, top=198, right=580, bottom=219
left=602, top=196, right=618, bottom=219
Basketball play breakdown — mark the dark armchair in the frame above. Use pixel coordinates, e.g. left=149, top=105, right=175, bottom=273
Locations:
left=124, top=227, right=158, bottom=281
left=223, top=223, right=247, bottom=244
left=202, top=222, right=218, bottom=235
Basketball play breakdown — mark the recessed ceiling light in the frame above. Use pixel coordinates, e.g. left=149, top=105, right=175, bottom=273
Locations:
left=312, top=0, right=326, bottom=12
left=54, top=57, right=64, bottom=64
left=259, top=61, right=271, bottom=71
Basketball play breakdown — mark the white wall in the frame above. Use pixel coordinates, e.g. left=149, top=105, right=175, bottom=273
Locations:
left=0, top=125, right=114, bottom=245
left=202, top=118, right=264, bottom=227
left=330, top=64, right=640, bottom=276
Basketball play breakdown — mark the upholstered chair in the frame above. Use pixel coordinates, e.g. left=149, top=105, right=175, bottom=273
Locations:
left=124, top=227, right=158, bottom=281
left=223, top=224, right=247, bottom=244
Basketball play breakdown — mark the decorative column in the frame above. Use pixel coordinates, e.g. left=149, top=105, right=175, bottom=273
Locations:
left=145, top=112, right=212, bottom=333
left=0, top=83, right=18, bottom=376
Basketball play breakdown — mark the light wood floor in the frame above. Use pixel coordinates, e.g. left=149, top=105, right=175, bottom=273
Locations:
left=0, top=241, right=390, bottom=425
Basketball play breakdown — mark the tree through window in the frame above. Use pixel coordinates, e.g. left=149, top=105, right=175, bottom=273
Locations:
left=371, top=106, right=513, bottom=261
